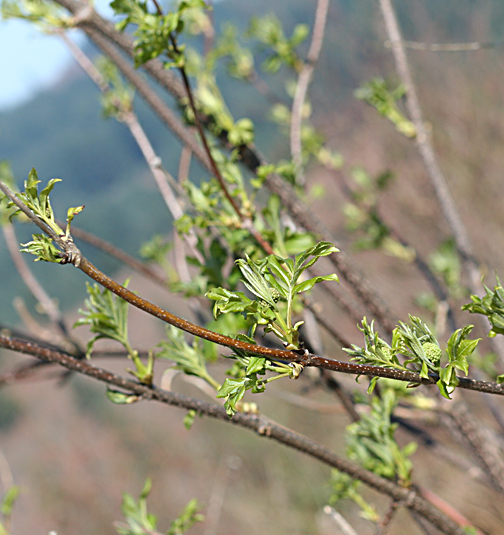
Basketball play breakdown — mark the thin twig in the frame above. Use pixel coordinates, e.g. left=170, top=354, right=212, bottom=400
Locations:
left=67, top=224, right=168, bottom=287
left=386, top=40, right=501, bottom=52
left=374, top=499, right=401, bottom=535
left=377, top=1, right=503, bottom=351
left=290, top=0, right=330, bottom=177
left=441, top=402, right=504, bottom=495
left=322, top=506, right=359, bottom=535
left=167, top=33, right=275, bottom=256
left=3, top=224, right=67, bottom=334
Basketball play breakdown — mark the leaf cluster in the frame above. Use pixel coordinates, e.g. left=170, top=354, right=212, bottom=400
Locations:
left=216, top=334, right=302, bottom=416
left=207, top=241, right=338, bottom=350
left=347, top=389, right=416, bottom=486
left=111, top=0, right=207, bottom=67
left=0, top=486, right=20, bottom=535
left=96, top=57, right=135, bottom=120
left=342, top=167, right=414, bottom=261
left=463, top=278, right=504, bottom=337
left=3, top=169, right=83, bottom=263
left=345, top=316, right=480, bottom=398
left=355, top=77, right=416, bottom=138
left=115, top=479, right=203, bottom=535
left=74, top=281, right=153, bottom=384
left=157, top=326, right=220, bottom=391
left=1, top=0, right=70, bottom=30
left=246, top=14, right=308, bottom=73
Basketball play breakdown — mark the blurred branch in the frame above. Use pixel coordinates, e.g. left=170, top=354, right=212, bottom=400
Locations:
left=3, top=223, right=80, bottom=349
left=374, top=499, right=401, bottom=535
left=290, top=0, right=330, bottom=178
left=386, top=40, right=502, bottom=52
left=322, top=506, right=359, bottom=535
left=67, top=224, right=168, bottom=287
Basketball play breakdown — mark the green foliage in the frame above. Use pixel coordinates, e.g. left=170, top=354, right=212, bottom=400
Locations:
left=207, top=241, right=338, bottom=350
left=2, top=169, right=84, bottom=263
left=329, top=471, right=379, bottom=522
left=157, top=326, right=220, bottom=391
left=463, top=277, right=504, bottom=337
left=74, top=281, right=154, bottom=384
left=261, top=195, right=315, bottom=257
left=204, top=242, right=337, bottom=415
left=267, top=102, right=327, bottom=169
left=96, top=57, right=135, bottom=120
left=247, top=14, right=307, bottom=73
left=345, top=316, right=480, bottom=398
left=329, top=388, right=416, bottom=523
left=167, top=499, right=204, bottom=535
left=343, top=167, right=414, bottom=261
left=74, top=281, right=132, bottom=357
left=215, top=334, right=302, bottom=416
left=1, top=0, right=70, bottom=29
left=429, top=238, right=464, bottom=298
left=111, top=0, right=208, bottom=68
left=211, top=23, right=255, bottom=80
left=347, top=389, right=416, bottom=485
left=0, top=486, right=20, bottom=535
left=355, top=77, right=415, bottom=138
left=115, top=479, right=203, bottom=535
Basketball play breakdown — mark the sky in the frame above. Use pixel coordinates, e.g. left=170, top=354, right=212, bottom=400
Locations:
left=0, top=1, right=112, bottom=112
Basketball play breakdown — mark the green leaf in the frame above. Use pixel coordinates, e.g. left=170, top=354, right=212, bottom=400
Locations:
left=21, top=234, right=63, bottom=263
left=293, top=273, right=339, bottom=294
left=292, top=241, right=338, bottom=282
left=74, top=281, right=131, bottom=358
left=1, top=486, right=20, bottom=516
left=183, top=410, right=197, bottom=430
left=236, top=256, right=278, bottom=308
left=106, top=389, right=141, bottom=404
left=217, top=377, right=247, bottom=416
left=168, top=498, right=204, bottom=535
left=355, top=77, right=416, bottom=137
left=205, top=287, right=254, bottom=319
left=116, top=479, right=158, bottom=535
left=157, top=326, right=220, bottom=391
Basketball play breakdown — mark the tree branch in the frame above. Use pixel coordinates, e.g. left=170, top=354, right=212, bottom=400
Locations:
left=290, top=0, right=330, bottom=177
left=0, top=334, right=469, bottom=535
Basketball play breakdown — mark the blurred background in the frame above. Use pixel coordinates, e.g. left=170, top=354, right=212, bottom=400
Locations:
left=1, top=0, right=504, bottom=533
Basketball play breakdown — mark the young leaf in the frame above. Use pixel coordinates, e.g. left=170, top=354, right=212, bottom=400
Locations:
left=157, top=326, right=220, bottom=391
left=74, top=281, right=131, bottom=358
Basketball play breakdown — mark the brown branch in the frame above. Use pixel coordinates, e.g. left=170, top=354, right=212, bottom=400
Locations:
left=374, top=499, right=401, bottom=535
left=60, top=31, right=203, bottom=263
left=167, top=34, right=275, bottom=256
left=73, top=24, right=212, bottom=171
left=0, top=335, right=469, bottom=535
left=441, top=402, right=504, bottom=495
left=3, top=181, right=504, bottom=396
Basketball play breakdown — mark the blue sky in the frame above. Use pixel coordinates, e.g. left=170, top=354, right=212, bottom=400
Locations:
left=0, top=18, right=79, bottom=111
left=0, top=1, right=113, bottom=111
